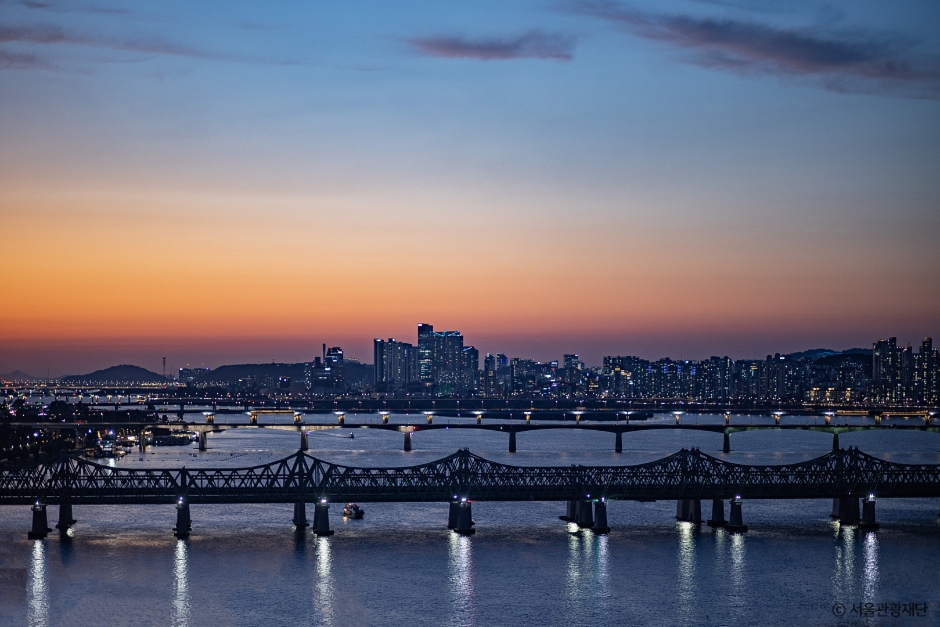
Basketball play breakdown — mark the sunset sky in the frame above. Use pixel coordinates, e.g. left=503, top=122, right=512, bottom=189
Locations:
left=2, top=0, right=939, bottom=376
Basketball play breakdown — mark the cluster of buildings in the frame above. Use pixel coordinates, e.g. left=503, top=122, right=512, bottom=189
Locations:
left=370, top=325, right=940, bottom=407
left=178, top=324, right=938, bottom=407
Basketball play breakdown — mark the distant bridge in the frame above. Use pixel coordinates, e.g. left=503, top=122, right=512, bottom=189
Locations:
left=11, top=416, right=940, bottom=454
left=3, top=446, right=939, bottom=538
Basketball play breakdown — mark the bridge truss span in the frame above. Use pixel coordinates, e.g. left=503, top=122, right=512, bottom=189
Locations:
left=2, top=447, right=939, bottom=506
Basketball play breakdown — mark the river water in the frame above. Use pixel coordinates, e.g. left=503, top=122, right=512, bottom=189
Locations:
left=1, top=413, right=938, bottom=627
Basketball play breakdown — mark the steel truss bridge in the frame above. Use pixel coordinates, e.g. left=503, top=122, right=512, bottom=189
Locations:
left=3, top=447, right=940, bottom=506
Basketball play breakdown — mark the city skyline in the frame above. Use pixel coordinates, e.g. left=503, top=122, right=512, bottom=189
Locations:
left=2, top=321, right=937, bottom=381
left=2, top=1, right=939, bottom=376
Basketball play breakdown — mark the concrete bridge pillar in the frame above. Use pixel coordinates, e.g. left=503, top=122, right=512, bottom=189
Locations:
left=56, top=500, right=75, bottom=534
left=508, top=431, right=516, bottom=453
left=448, top=501, right=460, bottom=529
left=615, top=432, right=622, bottom=453
left=198, top=432, right=208, bottom=452
left=860, top=496, right=879, bottom=531
left=577, top=500, right=595, bottom=528
left=707, top=498, right=726, bottom=527
left=726, top=497, right=748, bottom=532
left=831, top=498, right=841, bottom=518
left=403, top=431, right=412, bottom=452
left=723, top=432, right=731, bottom=454
left=455, top=501, right=475, bottom=535
left=560, top=500, right=577, bottom=522
left=593, top=500, right=610, bottom=534
left=174, top=498, right=191, bottom=539
left=73, top=428, right=82, bottom=451
left=138, top=429, right=146, bottom=451
left=314, top=502, right=334, bottom=536
left=676, top=499, right=702, bottom=524
left=838, top=497, right=860, bottom=525
left=293, top=501, right=309, bottom=530
left=382, top=413, right=389, bottom=424
left=832, top=433, right=840, bottom=452
left=28, top=502, right=51, bottom=540
left=300, top=431, right=309, bottom=451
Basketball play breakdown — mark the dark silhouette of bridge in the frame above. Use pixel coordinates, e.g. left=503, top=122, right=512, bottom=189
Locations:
left=13, top=414, right=939, bottom=455
left=4, top=446, right=939, bottom=539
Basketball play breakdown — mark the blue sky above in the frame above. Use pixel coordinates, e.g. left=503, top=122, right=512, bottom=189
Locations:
left=1, top=0, right=938, bottom=373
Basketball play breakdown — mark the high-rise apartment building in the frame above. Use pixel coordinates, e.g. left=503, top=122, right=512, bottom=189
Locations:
left=872, top=337, right=902, bottom=404
left=374, top=339, right=418, bottom=393
left=417, top=323, right=434, bottom=383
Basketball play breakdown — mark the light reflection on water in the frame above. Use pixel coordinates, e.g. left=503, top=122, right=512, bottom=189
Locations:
left=676, top=522, right=697, bottom=627
left=172, top=540, right=190, bottom=627
left=448, top=533, right=475, bottom=627
left=564, top=525, right=611, bottom=621
left=315, top=536, right=333, bottom=626
left=27, top=540, right=48, bottom=627
left=729, top=532, right=746, bottom=621
left=832, top=524, right=856, bottom=606
left=863, top=532, right=879, bottom=602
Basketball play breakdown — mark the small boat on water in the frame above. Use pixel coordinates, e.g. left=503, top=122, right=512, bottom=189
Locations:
left=348, top=433, right=355, bottom=439
left=343, top=503, right=364, bottom=519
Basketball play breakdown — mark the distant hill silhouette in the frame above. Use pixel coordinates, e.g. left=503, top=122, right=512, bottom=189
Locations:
left=61, top=364, right=167, bottom=384
left=196, top=363, right=305, bottom=385
left=1, top=370, right=40, bottom=382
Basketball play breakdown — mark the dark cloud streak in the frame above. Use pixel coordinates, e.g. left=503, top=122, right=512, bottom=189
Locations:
left=576, top=0, right=940, bottom=97
left=0, top=23, right=306, bottom=69
left=408, top=30, right=576, bottom=61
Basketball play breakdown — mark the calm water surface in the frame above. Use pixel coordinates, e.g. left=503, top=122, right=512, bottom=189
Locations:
left=1, top=414, right=938, bottom=627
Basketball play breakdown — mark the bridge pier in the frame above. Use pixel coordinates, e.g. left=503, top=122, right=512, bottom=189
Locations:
left=454, top=501, right=475, bottom=535
left=403, top=431, right=412, bottom=452
left=198, top=432, right=208, bottom=452
left=174, top=498, right=191, bottom=539
left=577, top=500, right=595, bottom=528
left=593, top=500, right=610, bottom=534
left=726, top=497, right=748, bottom=532
left=56, top=500, right=75, bottom=535
left=615, top=432, right=622, bottom=453
left=508, top=431, right=516, bottom=453
left=448, top=501, right=460, bottom=529
left=560, top=500, right=577, bottom=522
left=832, top=433, right=840, bottom=452
left=28, top=502, right=51, bottom=540
left=831, top=498, right=840, bottom=518
left=293, top=501, right=309, bottom=530
left=314, top=502, right=334, bottom=536
left=723, top=432, right=731, bottom=454
left=300, top=431, right=309, bottom=451
left=676, top=499, right=702, bottom=524
left=707, top=498, right=726, bottom=527
left=860, top=496, right=879, bottom=531
left=838, top=497, right=860, bottom=525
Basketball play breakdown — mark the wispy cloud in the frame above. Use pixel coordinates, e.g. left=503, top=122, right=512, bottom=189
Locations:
left=0, top=25, right=246, bottom=69
left=0, top=47, right=49, bottom=69
left=575, top=1, right=940, bottom=97
left=408, top=30, right=576, bottom=61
